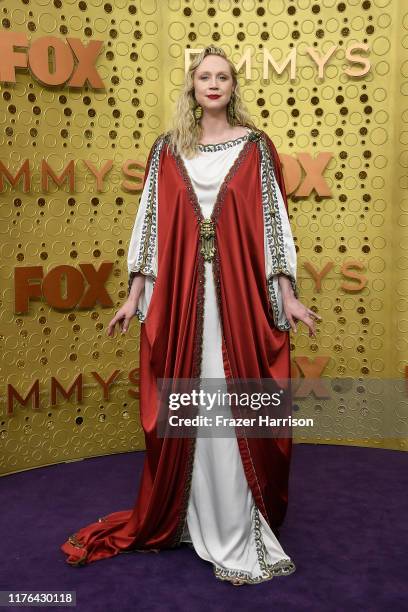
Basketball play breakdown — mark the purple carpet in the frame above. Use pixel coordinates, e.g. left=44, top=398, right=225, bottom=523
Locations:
left=1, top=443, right=406, bottom=611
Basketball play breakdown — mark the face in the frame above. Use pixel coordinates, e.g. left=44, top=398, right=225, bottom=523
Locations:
left=193, top=54, right=235, bottom=112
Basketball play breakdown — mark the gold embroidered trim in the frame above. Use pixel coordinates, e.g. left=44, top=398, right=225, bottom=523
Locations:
left=174, top=130, right=259, bottom=227
left=66, top=533, right=88, bottom=566
left=127, top=269, right=156, bottom=324
left=127, top=133, right=165, bottom=299
left=138, top=135, right=164, bottom=274
left=169, top=132, right=259, bottom=548
left=197, top=132, right=250, bottom=152
left=257, top=133, right=299, bottom=331
left=213, top=505, right=296, bottom=584
left=207, top=131, right=273, bottom=525
left=178, top=129, right=272, bottom=533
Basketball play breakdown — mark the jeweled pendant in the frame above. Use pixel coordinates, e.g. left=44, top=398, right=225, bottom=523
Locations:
left=199, top=218, right=216, bottom=262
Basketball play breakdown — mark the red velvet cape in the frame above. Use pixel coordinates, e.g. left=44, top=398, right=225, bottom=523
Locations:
left=61, top=129, right=294, bottom=565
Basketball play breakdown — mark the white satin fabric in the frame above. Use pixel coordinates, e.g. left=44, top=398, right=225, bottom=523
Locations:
left=127, top=132, right=298, bottom=331
left=177, top=137, right=295, bottom=583
left=127, top=132, right=297, bottom=583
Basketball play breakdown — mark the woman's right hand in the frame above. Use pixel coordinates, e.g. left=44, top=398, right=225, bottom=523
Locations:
left=107, top=299, right=138, bottom=337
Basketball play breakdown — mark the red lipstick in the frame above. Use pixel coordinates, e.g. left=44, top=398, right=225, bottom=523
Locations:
left=207, top=95, right=221, bottom=99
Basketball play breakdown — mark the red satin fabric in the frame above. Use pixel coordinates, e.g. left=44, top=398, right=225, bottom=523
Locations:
left=60, top=131, right=293, bottom=566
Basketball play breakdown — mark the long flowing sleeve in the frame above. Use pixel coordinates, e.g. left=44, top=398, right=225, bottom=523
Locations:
left=259, top=132, right=299, bottom=331
left=127, top=133, right=165, bottom=322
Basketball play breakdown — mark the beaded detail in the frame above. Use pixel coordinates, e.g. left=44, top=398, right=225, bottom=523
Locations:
left=172, top=132, right=256, bottom=263
left=174, top=130, right=259, bottom=223
left=66, top=533, right=88, bottom=566
left=170, top=254, right=203, bottom=547
left=65, top=130, right=297, bottom=576
left=127, top=133, right=165, bottom=300
left=257, top=133, right=299, bottom=331
left=213, top=505, right=296, bottom=584
left=197, top=130, right=250, bottom=152
left=170, top=132, right=259, bottom=548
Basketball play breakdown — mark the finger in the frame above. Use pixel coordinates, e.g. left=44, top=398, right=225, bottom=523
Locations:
left=121, top=317, right=131, bottom=334
left=107, top=313, right=121, bottom=336
left=301, top=315, right=316, bottom=338
left=107, top=317, right=117, bottom=329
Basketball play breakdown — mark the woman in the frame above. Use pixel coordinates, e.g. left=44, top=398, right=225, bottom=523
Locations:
left=60, top=46, right=320, bottom=585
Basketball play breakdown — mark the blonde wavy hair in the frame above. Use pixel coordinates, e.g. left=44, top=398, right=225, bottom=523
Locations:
left=166, top=46, right=257, bottom=159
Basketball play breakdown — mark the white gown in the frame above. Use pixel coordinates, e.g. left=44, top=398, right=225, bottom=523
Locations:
left=127, top=130, right=298, bottom=584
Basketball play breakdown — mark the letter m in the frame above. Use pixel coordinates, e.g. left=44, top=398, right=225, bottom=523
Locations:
left=0, top=160, right=30, bottom=191
left=7, top=381, right=40, bottom=415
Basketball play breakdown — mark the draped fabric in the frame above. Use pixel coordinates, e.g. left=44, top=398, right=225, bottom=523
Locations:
left=60, top=128, right=298, bottom=582
left=175, top=133, right=297, bottom=583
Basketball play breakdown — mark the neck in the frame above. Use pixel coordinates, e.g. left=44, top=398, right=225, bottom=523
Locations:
left=199, top=112, right=233, bottom=139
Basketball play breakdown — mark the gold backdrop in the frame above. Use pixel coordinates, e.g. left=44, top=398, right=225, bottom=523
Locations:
left=1, top=0, right=407, bottom=476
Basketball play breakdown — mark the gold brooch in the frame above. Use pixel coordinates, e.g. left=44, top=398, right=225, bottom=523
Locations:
left=199, top=218, right=216, bottom=262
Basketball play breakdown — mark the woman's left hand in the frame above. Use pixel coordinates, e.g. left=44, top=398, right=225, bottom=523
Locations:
left=283, top=296, right=322, bottom=338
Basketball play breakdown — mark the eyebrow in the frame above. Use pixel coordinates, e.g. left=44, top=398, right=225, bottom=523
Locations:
left=197, top=70, right=229, bottom=75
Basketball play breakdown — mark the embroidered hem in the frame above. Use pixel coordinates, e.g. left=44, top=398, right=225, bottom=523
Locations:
left=213, top=557, right=296, bottom=585
left=127, top=267, right=157, bottom=323
left=267, top=271, right=299, bottom=332
left=213, top=506, right=296, bottom=584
